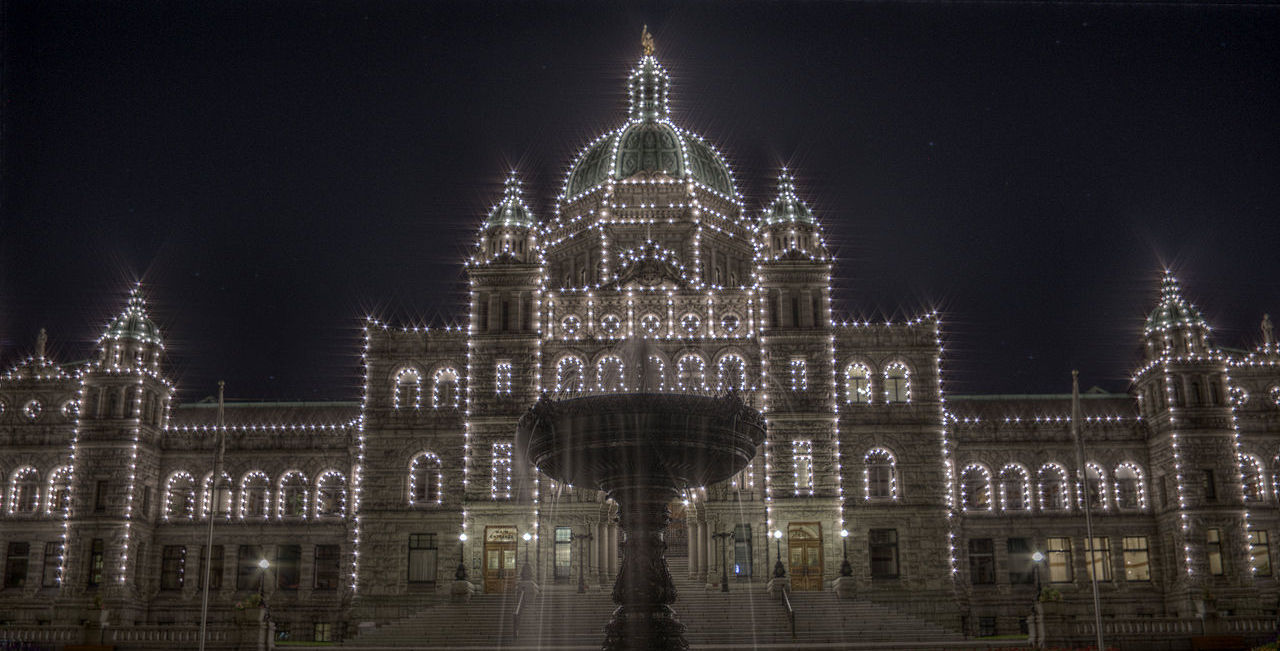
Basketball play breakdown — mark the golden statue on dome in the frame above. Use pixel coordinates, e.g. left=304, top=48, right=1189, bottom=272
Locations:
left=641, top=25, right=655, bottom=56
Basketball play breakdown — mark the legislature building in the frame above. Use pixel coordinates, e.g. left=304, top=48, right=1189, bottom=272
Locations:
left=1, top=38, right=1278, bottom=649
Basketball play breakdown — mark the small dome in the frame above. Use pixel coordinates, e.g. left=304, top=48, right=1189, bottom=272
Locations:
left=484, top=172, right=535, bottom=229
left=1144, top=271, right=1207, bottom=336
left=561, top=54, right=737, bottom=201
left=104, top=286, right=162, bottom=345
left=761, top=169, right=815, bottom=225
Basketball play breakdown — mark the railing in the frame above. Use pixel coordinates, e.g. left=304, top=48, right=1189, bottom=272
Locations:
left=512, top=587, right=527, bottom=640
left=0, top=626, right=79, bottom=643
left=109, top=626, right=232, bottom=643
left=781, top=588, right=796, bottom=639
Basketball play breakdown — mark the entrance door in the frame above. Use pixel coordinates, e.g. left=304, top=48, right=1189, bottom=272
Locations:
left=667, top=500, right=688, bottom=557
left=483, top=526, right=517, bottom=593
left=788, top=522, right=823, bottom=591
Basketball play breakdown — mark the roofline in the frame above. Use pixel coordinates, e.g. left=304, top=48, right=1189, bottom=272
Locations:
left=177, top=401, right=360, bottom=409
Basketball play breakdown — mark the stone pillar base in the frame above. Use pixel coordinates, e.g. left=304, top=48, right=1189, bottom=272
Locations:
left=449, top=579, right=475, bottom=603
left=833, top=576, right=856, bottom=599
left=767, top=577, right=791, bottom=599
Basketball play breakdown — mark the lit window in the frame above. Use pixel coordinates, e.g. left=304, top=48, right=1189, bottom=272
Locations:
left=432, top=367, right=460, bottom=409
left=1240, top=454, right=1266, bottom=502
left=844, top=363, right=871, bottom=405
left=1085, top=463, right=1108, bottom=510
left=201, top=471, right=233, bottom=520
left=1114, top=463, right=1145, bottom=510
left=1122, top=536, right=1150, bottom=581
left=9, top=467, right=40, bottom=514
left=410, top=453, right=443, bottom=506
left=239, top=472, right=270, bottom=520
left=163, top=471, right=197, bottom=521
left=46, top=467, right=71, bottom=516
left=790, top=357, right=807, bottom=391
left=961, top=464, right=992, bottom=511
left=278, top=472, right=309, bottom=519
left=490, top=443, right=513, bottom=500
left=1250, top=531, right=1271, bottom=576
left=1085, top=536, right=1111, bottom=582
left=864, top=448, right=896, bottom=500
left=315, top=471, right=347, bottom=517
left=793, top=440, right=814, bottom=495
left=884, top=363, right=909, bottom=403
left=1206, top=528, right=1224, bottom=576
left=393, top=368, right=421, bottom=410
left=1046, top=537, right=1073, bottom=583
left=1038, top=463, right=1070, bottom=511
left=999, top=464, right=1029, bottom=512
left=495, top=362, right=513, bottom=395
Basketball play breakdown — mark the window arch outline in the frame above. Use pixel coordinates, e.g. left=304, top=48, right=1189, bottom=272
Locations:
left=960, top=463, right=993, bottom=512
left=1240, top=453, right=1267, bottom=502
left=238, top=471, right=271, bottom=520
left=201, top=470, right=233, bottom=520
left=715, top=353, right=748, bottom=392
left=595, top=354, right=626, bottom=392
left=554, top=355, right=586, bottom=394
left=1113, top=462, right=1147, bottom=510
left=162, top=470, right=197, bottom=522
left=409, top=452, right=444, bottom=506
left=1037, top=462, right=1071, bottom=511
left=431, top=367, right=460, bottom=409
left=314, top=470, right=347, bottom=517
left=675, top=353, right=707, bottom=392
left=277, top=470, right=310, bottom=520
left=998, top=463, right=1031, bottom=512
left=393, top=367, right=422, bottom=410
left=864, top=448, right=897, bottom=500
left=45, top=466, right=71, bottom=516
left=1084, top=462, right=1110, bottom=511
left=884, top=361, right=910, bottom=403
left=844, top=362, right=872, bottom=405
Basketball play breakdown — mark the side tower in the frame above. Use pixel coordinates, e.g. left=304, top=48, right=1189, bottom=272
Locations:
left=64, top=287, right=172, bottom=618
left=1132, top=272, right=1258, bottom=613
left=755, top=170, right=841, bottom=590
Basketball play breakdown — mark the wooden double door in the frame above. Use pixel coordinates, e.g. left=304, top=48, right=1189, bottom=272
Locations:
left=788, top=522, right=823, bottom=591
left=483, top=526, right=517, bottom=594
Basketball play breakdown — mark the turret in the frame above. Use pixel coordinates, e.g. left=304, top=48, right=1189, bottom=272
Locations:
left=473, top=172, right=539, bottom=265
left=758, top=169, right=828, bottom=263
left=1141, top=270, right=1211, bottom=362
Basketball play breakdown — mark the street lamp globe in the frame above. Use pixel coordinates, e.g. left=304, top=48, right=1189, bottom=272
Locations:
left=257, top=558, right=270, bottom=570
left=1032, top=551, right=1045, bottom=563
left=522, top=532, right=532, bottom=542
left=840, top=529, right=849, bottom=538
left=772, top=529, right=782, bottom=539
left=459, top=532, right=468, bottom=542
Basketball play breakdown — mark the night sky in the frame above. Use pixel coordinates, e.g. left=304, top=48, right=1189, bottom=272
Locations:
left=3, top=1, right=1279, bottom=402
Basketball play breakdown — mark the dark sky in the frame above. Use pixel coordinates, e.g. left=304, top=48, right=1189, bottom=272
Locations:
left=3, top=1, right=1279, bottom=402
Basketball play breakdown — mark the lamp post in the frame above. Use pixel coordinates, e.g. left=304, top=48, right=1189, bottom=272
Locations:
left=1031, top=551, right=1045, bottom=649
left=575, top=530, right=594, bottom=593
left=712, top=531, right=733, bottom=592
left=1031, top=551, right=1044, bottom=598
left=456, top=533, right=468, bottom=580
left=772, top=529, right=786, bottom=578
left=521, top=531, right=533, bottom=580
left=839, top=529, right=852, bottom=577
left=258, top=558, right=271, bottom=647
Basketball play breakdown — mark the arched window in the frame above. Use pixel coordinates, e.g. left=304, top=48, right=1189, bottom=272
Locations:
left=239, top=472, right=270, bottom=520
left=884, top=363, right=910, bottom=403
left=676, top=354, right=706, bottom=392
left=1037, top=463, right=1070, bottom=511
left=410, top=453, right=443, bottom=506
left=960, top=464, right=992, bottom=511
left=844, top=363, right=871, bottom=405
left=163, top=471, right=197, bottom=521
left=555, top=356, right=585, bottom=394
left=596, top=355, right=625, bottom=392
left=716, top=354, right=748, bottom=392
left=1241, top=454, right=1267, bottom=502
left=432, top=367, right=460, bottom=409
left=277, top=471, right=309, bottom=519
left=8, top=467, right=39, bottom=515
left=393, top=368, right=422, bottom=410
left=864, top=448, right=897, bottom=500
left=999, top=464, right=1030, bottom=512
left=201, top=471, right=233, bottom=519
left=46, top=466, right=71, bottom=515
left=315, top=470, right=347, bottom=517
left=1113, top=463, right=1146, bottom=510
left=1085, top=463, right=1109, bottom=511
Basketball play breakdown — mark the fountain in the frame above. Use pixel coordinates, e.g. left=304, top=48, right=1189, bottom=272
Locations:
left=516, top=343, right=766, bottom=651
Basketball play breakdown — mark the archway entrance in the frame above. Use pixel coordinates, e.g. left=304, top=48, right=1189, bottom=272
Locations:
left=667, top=500, right=688, bottom=557
left=483, top=526, right=517, bottom=593
left=788, top=522, right=823, bottom=591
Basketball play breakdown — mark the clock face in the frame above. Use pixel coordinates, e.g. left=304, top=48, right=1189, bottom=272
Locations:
left=599, top=314, right=622, bottom=335
left=24, top=399, right=42, bottom=420
left=720, top=314, right=740, bottom=334
left=639, top=313, right=662, bottom=336
left=561, top=315, right=582, bottom=335
left=680, top=313, right=701, bottom=335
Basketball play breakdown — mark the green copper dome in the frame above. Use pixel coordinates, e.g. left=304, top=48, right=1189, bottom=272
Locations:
left=562, top=55, right=737, bottom=200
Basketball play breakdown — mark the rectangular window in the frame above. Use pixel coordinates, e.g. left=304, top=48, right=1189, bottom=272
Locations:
left=313, top=622, right=333, bottom=643
left=1122, top=536, right=1150, bottom=581
left=4, top=542, right=30, bottom=589
left=1046, top=537, right=1072, bottom=583
left=869, top=529, right=899, bottom=579
left=314, top=545, right=340, bottom=590
left=1007, top=538, right=1034, bottom=585
left=501, top=300, right=510, bottom=332
left=1207, top=528, right=1224, bottom=576
left=790, top=357, right=807, bottom=391
left=41, top=542, right=62, bottom=587
left=1202, top=470, right=1216, bottom=501
left=555, top=527, right=573, bottom=581
left=495, top=362, right=512, bottom=395
left=969, top=538, right=995, bottom=585
left=236, top=545, right=262, bottom=591
left=94, top=481, right=109, bottom=513
left=1086, top=536, right=1112, bottom=582
left=276, top=545, right=301, bottom=590
left=407, top=534, right=438, bottom=584
left=732, top=524, right=752, bottom=578
left=87, top=539, right=104, bottom=587
left=792, top=440, right=813, bottom=495
left=1250, top=531, right=1272, bottom=576
left=490, top=442, right=513, bottom=499
left=199, top=545, right=224, bottom=590
left=141, top=486, right=152, bottom=521
left=160, top=545, right=185, bottom=590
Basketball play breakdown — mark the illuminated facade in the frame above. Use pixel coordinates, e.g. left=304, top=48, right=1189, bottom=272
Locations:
left=1, top=44, right=1277, bottom=645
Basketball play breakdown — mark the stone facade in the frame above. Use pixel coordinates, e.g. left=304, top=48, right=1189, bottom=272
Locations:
left=1, top=46, right=1277, bottom=645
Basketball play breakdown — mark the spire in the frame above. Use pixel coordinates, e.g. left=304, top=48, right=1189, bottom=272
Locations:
left=761, top=168, right=815, bottom=225
left=627, top=29, right=670, bottom=121
left=36, top=329, right=47, bottom=359
left=484, top=171, right=536, bottom=229
left=1143, top=270, right=1207, bottom=337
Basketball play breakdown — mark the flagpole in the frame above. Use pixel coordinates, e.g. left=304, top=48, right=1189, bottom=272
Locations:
left=198, top=381, right=226, bottom=651
left=1072, top=371, right=1105, bottom=651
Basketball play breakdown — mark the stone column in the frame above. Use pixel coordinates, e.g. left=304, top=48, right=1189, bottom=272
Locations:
left=688, top=519, right=700, bottom=579
left=607, top=522, right=619, bottom=578
left=698, top=521, right=710, bottom=582
left=596, top=520, right=607, bottom=586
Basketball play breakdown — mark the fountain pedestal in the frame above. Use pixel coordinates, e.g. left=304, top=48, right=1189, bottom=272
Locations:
left=518, top=393, right=764, bottom=651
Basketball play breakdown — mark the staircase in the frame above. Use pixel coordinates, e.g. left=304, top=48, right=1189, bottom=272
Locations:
left=339, top=557, right=1005, bottom=649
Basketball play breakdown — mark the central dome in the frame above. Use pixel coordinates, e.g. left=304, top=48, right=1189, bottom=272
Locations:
left=562, top=55, right=737, bottom=201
